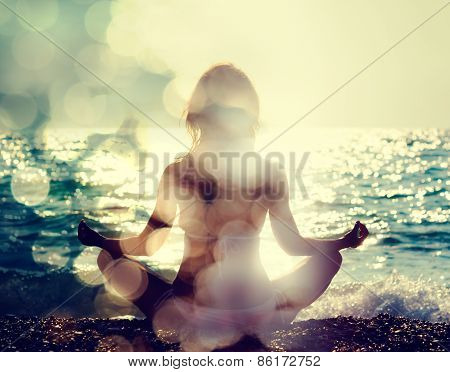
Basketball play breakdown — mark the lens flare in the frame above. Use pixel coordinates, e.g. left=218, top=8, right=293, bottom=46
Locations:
left=163, top=78, right=188, bottom=119
left=152, top=298, right=186, bottom=344
left=94, top=286, right=140, bottom=318
left=63, top=83, right=107, bottom=126
left=76, top=44, right=119, bottom=83
left=106, top=12, right=142, bottom=57
left=180, top=324, right=242, bottom=352
left=12, top=32, right=55, bottom=71
left=16, top=0, right=59, bottom=30
left=153, top=296, right=245, bottom=351
left=0, top=5, right=12, bottom=26
left=73, top=246, right=105, bottom=287
left=0, top=94, right=37, bottom=130
left=104, top=258, right=149, bottom=300
left=84, top=0, right=112, bottom=42
left=11, top=167, right=50, bottom=206
left=32, top=245, right=70, bottom=268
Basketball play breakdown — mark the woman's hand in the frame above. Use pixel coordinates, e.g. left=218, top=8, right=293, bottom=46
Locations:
left=343, top=221, right=369, bottom=248
left=78, top=220, right=105, bottom=247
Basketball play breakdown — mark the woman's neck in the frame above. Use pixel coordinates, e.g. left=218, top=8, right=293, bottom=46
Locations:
left=196, top=136, right=255, bottom=153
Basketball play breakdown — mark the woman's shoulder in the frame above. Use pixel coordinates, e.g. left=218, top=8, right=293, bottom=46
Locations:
left=162, top=154, right=193, bottom=180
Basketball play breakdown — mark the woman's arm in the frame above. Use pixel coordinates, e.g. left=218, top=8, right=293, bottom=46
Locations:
left=268, top=167, right=368, bottom=256
left=78, top=165, right=177, bottom=258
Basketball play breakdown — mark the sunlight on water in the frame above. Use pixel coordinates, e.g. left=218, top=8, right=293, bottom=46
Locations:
left=0, top=127, right=448, bottom=319
left=31, top=244, right=70, bottom=268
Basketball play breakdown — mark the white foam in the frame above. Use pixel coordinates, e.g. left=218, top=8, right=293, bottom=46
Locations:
left=296, top=273, right=449, bottom=323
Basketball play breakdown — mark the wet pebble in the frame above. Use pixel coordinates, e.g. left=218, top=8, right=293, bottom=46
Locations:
left=0, top=314, right=448, bottom=352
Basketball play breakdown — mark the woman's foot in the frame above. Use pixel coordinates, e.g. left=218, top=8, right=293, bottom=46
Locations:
left=78, top=220, right=104, bottom=247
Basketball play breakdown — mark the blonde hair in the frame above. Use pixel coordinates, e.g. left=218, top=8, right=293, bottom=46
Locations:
left=183, top=63, right=260, bottom=153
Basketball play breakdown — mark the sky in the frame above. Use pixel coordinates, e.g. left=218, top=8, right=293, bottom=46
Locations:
left=106, top=0, right=450, bottom=129
left=0, top=0, right=449, bottom=146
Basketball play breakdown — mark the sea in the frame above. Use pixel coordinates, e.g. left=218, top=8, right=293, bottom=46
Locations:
left=0, top=126, right=448, bottom=322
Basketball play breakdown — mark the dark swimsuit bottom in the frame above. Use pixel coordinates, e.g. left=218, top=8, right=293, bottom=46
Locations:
left=144, top=273, right=289, bottom=330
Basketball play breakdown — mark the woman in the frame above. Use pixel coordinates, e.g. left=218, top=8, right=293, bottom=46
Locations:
left=78, top=63, right=368, bottom=347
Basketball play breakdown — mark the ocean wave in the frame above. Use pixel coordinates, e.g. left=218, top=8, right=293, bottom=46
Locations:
left=0, top=268, right=448, bottom=323
left=296, top=273, right=449, bottom=323
left=379, top=237, right=403, bottom=245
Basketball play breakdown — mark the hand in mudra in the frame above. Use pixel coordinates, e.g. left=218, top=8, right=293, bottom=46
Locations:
left=78, top=220, right=104, bottom=247
left=343, top=221, right=369, bottom=248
